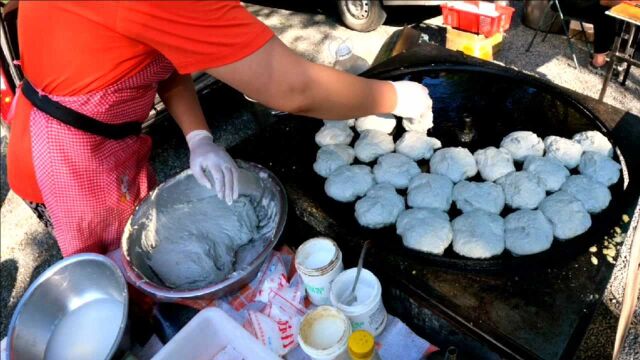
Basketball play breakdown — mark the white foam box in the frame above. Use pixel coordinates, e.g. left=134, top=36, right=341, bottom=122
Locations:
left=151, top=307, right=280, bottom=360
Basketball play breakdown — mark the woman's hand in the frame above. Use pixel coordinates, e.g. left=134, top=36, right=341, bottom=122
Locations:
left=390, top=80, right=432, bottom=120
left=186, top=130, right=238, bottom=204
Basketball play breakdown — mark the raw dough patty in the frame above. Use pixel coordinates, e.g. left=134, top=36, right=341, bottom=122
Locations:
left=429, top=147, right=478, bottom=183
left=354, top=129, right=395, bottom=163
left=396, top=208, right=452, bottom=255
left=355, top=184, right=405, bottom=229
left=578, top=151, right=621, bottom=186
left=315, top=123, right=354, bottom=146
left=496, top=171, right=546, bottom=210
left=543, top=136, right=583, bottom=169
left=325, top=165, right=374, bottom=202
left=313, top=145, right=355, bottom=178
left=395, top=131, right=442, bottom=160
left=561, top=175, right=611, bottom=214
left=523, top=155, right=570, bottom=192
left=500, top=131, right=544, bottom=162
left=504, top=209, right=553, bottom=256
left=402, top=112, right=434, bottom=133
left=473, top=147, right=515, bottom=182
left=452, top=210, right=505, bottom=259
left=373, top=153, right=421, bottom=189
left=407, top=173, right=454, bottom=211
left=355, top=114, right=396, bottom=134
left=452, top=181, right=505, bottom=214
left=539, top=191, right=592, bottom=240
left=572, top=131, right=613, bottom=158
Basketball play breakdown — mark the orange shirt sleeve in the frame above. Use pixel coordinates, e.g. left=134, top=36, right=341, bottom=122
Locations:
left=116, top=1, right=274, bottom=74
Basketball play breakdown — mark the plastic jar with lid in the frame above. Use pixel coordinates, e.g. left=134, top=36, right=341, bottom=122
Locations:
left=295, top=237, right=344, bottom=305
left=298, top=306, right=352, bottom=360
left=329, top=268, right=387, bottom=336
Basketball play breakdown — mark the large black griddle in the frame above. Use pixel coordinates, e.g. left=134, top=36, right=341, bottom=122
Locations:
left=227, top=42, right=639, bottom=359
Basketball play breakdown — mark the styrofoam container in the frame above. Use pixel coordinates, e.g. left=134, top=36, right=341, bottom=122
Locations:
left=329, top=268, right=387, bottom=336
left=151, top=307, right=279, bottom=360
left=295, top=237, right=344, bottom=305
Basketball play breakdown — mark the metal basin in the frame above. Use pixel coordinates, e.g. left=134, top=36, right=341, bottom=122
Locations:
left=6, top=254, right=128, bottom=360
left=121, top=160, right=287, bottom=301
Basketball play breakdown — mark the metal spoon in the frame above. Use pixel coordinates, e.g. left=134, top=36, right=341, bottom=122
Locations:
left=342, top=240, right=371, bottom=306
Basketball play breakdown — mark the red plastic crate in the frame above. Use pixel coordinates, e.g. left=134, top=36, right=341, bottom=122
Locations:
left=441, top=2, right=514, bottom=38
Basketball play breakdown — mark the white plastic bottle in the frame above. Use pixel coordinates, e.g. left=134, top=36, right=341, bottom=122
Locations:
left=332, top=41, right=370, bottom=75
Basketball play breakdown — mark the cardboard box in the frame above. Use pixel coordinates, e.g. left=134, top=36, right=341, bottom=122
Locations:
left=445, top=27, right=503, bottom=61
left=569, top=20, right=594, bottom=43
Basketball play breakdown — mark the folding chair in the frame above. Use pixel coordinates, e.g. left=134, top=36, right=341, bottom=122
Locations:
left=525, top=0, right=592, bottom=69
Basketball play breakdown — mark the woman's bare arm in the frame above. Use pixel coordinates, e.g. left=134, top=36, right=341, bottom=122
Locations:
left=206, top=37, right=398, bottom=120
left=157, top=72, right=209, bottom=136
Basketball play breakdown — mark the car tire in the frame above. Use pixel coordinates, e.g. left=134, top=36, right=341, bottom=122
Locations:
left=338, top=0, right=387, bottom=32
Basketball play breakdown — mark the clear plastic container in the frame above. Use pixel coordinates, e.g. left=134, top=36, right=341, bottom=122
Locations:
left=331, top=41, right=370, bottom=75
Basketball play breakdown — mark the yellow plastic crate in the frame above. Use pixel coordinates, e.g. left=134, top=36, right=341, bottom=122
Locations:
left=445, top=27, right=503, bottom=61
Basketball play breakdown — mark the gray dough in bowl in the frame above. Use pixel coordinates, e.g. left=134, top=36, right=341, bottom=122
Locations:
left=135, top=175, right=261, bottom=290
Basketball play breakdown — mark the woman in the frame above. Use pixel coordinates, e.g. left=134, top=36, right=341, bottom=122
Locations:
left=558, top=0, right=623, bottom=72
left=6, top=1, right=431, bottom=256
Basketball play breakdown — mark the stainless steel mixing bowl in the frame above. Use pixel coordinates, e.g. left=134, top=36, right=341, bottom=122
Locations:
left=6, top=253, right=128, bottom=360
left=121, top=160, right=287, bottom=301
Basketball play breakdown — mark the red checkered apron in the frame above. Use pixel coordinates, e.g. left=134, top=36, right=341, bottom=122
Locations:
left=29, top=56, right=175, bottom=256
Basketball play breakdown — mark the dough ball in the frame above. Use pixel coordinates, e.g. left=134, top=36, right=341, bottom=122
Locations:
left=578, top=151, right=621, bottom=186
left=395, top=131, right=442, bottom=161
left=473, top=147, right=515, bottom=182
left=452, top=210, right=505, bottom=258
left=354, top=129, right=395, bottom=163
left=429, top=147, right=478, bottom=183
left=500, top=131, right=544, bottom=162
left=313, top=145, right=355, bottom=178
left=396, top=208, right=452, bottom=255
left=523, top=156, right=570, bottom=192
left=496, top=171, right=546, bottom=210
left=315, top=124, right=354, bottom=147
left=543, top=136, right=583, bottom=169
left=323, top=119, right=355, bottom=128
left=355, top=184, right=405, bottom=229
left=407, top=173, right=454, bottom=211
left=402, top=112, right=434, bottom=133
left=325, top=165, right=374, bottom=202
left=572, top=131, right=613, bottom=158
left=561, top=175, right=612, bottom=214
left=452, top=181, right=505, bottom=214
left=539, top=191, right=591, bottom=240
left=504, top=210, right=553, bottom=256
left=373, top=153, right=421, bottom=189
left=355, top=114, right=396, bottom=134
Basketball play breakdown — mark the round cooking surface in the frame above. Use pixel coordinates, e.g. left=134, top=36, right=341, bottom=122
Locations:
left=318, top=65, right=628, bottom=271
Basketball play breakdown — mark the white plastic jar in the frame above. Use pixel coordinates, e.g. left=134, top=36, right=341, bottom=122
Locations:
left=298, top=306, right=352, bottom=360
left=295, top=237, right=344, bottom=305
left=329, top=268, right=387, bottom=336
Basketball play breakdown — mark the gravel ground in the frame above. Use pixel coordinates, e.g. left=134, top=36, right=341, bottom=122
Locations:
left=1, top=1, right=638, bottom=358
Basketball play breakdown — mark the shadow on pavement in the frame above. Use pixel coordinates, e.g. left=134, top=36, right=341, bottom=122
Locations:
left=0, top=229, right=62, bottom=339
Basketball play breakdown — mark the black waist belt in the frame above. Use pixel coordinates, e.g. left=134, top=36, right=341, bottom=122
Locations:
left=21, top=79, right=142, bottom=140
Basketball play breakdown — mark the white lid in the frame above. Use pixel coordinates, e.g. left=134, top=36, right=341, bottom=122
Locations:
left=336, top=43, right=353, bottom=60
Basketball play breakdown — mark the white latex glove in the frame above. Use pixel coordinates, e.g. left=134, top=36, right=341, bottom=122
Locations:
left=186, top=130, right=238, bottom=204
left=390, top=81, right=432, bottom=120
